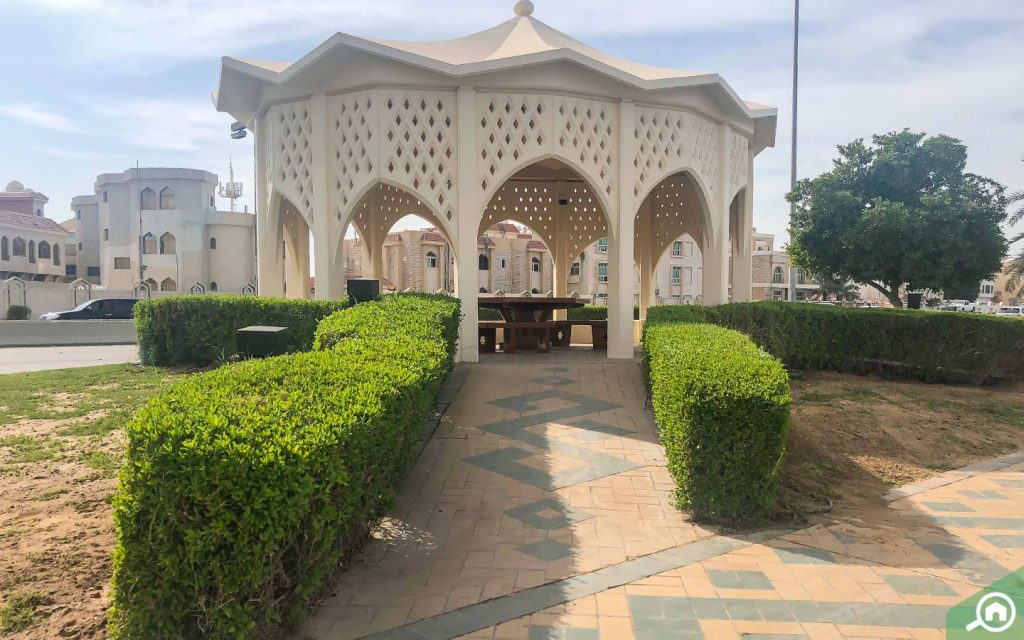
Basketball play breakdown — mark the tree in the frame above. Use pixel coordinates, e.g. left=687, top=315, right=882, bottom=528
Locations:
left=812, top=272, right=861, bottom=303
left=787, top=130, right=1008, bottom=308
left=1005, top=156, right=1024, bottom=293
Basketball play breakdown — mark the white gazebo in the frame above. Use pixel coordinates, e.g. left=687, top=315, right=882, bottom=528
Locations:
left=214, top=1, right=777, bottom=362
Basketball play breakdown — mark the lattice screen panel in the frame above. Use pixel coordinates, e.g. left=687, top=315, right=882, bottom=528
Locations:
left=348, top=184, right=447, bottom=243
left=478, top=94, right=550, bottom=199
left=633, top=106, right=720, bottom=210
left=565, top=183, right=609, bottom=265
left=329, top=91, right=377, bottom=221
left=379, top=90, right=458, bottom=223
left=552, top=97, right=616, bottom=202
left=728, top=130, right=749, bottom=201
left=268, top=100, right=314, bottom=223
left=481, top=182, right=556, bottom=250
left=636, top=173, right=706, bottom=258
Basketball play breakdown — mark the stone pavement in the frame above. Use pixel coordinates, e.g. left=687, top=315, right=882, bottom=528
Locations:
left=301, top=349, right=1024, bottom=640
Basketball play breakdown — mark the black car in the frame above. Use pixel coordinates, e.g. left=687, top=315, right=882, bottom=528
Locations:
left=39, top=298, right=139, bottom=320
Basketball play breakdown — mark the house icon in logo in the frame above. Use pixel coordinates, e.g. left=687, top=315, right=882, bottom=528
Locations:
left=984, top=600, right=1011, bottom=624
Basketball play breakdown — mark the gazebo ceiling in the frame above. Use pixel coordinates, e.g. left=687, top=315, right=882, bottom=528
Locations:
left=215, top=1, right=776, bottom=138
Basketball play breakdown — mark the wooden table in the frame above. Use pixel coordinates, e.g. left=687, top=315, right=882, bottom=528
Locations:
left=478, top=296, right=586, bottom=353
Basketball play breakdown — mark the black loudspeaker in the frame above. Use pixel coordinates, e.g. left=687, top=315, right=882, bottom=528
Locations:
left=347, top=278, right=381, bottom=306
left=907, top=292, right=923, bottom=309
left=237, top=325, right=291, bottom=358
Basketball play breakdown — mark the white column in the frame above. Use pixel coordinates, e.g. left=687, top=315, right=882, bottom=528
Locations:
left=309, top=94, right=343, bottom=299
left=731, top=152, right=755, bottom=302
left=702, top=124, right=732, bottom=305
left=608, top=100, right=636, bottom=359
left=256, top=114, right=284, bottom=297
left=636, top=199, right=655, bottom=321
left=455, top=87, right=481, bottom=363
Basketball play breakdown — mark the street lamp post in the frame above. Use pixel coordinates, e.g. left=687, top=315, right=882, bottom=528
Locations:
left=790, top=0, right=800, bottom=214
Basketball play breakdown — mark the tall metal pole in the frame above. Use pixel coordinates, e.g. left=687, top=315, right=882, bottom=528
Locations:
left=790, top=0, right=800, bottom=214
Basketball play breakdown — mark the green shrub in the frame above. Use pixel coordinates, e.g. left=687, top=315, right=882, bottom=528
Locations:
left=644, top=322, right=791, bottom=523
left=134, top=295, right=349, bottom=366
left=5, top=305, right=31, bottom=320
left=110, top=294, right=460, bottom=639
left=649, top=302, right=1024, bottom=384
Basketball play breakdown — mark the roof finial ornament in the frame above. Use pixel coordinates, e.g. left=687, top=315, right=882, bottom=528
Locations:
left=513, top=0, right=534, bottom=17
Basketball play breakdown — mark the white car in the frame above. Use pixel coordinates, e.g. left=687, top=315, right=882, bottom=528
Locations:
left=995, top=306, right=1023, bottom=317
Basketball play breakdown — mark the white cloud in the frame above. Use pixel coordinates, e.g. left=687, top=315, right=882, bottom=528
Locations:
left=0, top=103, right=82, bottom=133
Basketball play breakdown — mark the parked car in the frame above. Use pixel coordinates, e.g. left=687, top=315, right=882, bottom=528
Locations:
left=995, top=306, right=1023, bottom=318
left=39, top=298, right=139, bottom=320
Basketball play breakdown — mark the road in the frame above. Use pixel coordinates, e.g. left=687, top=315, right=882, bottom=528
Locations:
left=0, top=344, right=139, bottom=374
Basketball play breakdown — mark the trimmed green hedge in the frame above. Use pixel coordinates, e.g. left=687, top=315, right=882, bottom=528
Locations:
left=110, top=294, right=461, bottom=639
left=647, top=302, right=1024, bottom=384
left=644, top=322, right=791, bottom=523
left=134, top=295, right=350, bottom=367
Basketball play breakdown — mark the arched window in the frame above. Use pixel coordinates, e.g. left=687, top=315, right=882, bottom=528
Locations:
left=140, top=187, right=157, bottom=210
left=12, top=237, right=26, bottom=257
left=479, top=287, right=488, bottom=293
left=160, top=277, right=176, bottom=291
left=209, top=237, right=217, bottom=250
left=478, top=253, right=489, bottom=270
left=159, top=187, right=175, bottom=210
left=38, top=241, right=51, bottom=260
left=209, top=282, right=218, bottom=292
left=53, top=244, right=60, bottom=265
left=144, top=277, right=158, bottom=289
left=142, top=233, right=157, bottom=254
left=426, top=251, right=438, bottom=268
left=796, top=268, right=806, bottom=285
left=159, top=232, right=176, bottom=255
left=0, top=237, right=7, bottom=261
left=569, top=262, right=580, bottom=277
left=772, top=266, right=783, bottom=284
left=28, top=240, right=36, bottom=263
left=531, top=256, right=541, bottom=272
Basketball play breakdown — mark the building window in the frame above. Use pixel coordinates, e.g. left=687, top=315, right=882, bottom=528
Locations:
left=569, top=262, right=580, bottom=276
left=796, top=268, right=806, bottom=285
left=140, top=187, right=157, bottom=210
left=159, top=232, right=176, bottom=255
left=671, top=266, right=682, bottom=284
left=772, top=266, right=783, bottom=283
left=104, top=228, right=109, bottom=241
left=65, top=265, right=76, bottom=276
left=500, top=259, right=506, bottom=269
left=160, top=277, right=176, bottom=291
left=210, top=195, right=215, bottom=207
left=772, top=289, right=784, bottom=301
left=684, top=241, right=694, bottom=257
left=87, top=266, right=100, bottom=277
left=0, top=236, right=7, bottom=261
left=77, top=242, right=83, bottom=251
left=209, top=237, right=217, bottom=250
left=531, top=256, right=541, bottom=272
left=795, top=289, right=806, bottom=301
left=597, top=237, right=607, bottom=252
left=28, top=240, right=35, bottom=263
left=144, top=277, right=158, bottom=289
left=982, top=284, right=994, bottom=295
left=426, top=251, right=438, bottom=268
left=53, top=244, right=60, bottom=266
left=142, top=233, right=157, bottom=254
left=102, top=191, right=107, bottom=203
left=684, top=266, right=693, bottom=284
left=11, top=237, right=25, bottom=257
left=38, top=241, right=51, bottom=260
left=672, top=241, right=682, bottom=257
left=478, top=253, right=489, bottom=270
left=76, top=209, right=81, bottom=220
left=114, top=257, right=131, bottom=269
left=597, top=262, right=608, bottom=283
left=159, top=187, right=175, bottom=210
left=209, top=282, right=218, bottom=292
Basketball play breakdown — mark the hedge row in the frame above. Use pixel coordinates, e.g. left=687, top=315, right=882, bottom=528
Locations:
left=647, top=302, right=1024, bottom=384
left=643, top=321, right=791, bottom=523
left=109, top=294, right=461, bottom=639
left=134, top=295, right=351, bottom=367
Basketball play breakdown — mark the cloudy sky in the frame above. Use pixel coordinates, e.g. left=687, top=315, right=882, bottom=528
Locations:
left=1, top=0, right=1021, bottom=246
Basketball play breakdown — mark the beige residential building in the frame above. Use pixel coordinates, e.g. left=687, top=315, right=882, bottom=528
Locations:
left=0, top=181, right=74, bottom=282
left=750, top=232, right=822, bottom=301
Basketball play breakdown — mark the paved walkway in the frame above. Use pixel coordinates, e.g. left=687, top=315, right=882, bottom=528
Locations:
left=0, top=344, right=139, bottom=373
left=302, top=349, right=1024, bottom=640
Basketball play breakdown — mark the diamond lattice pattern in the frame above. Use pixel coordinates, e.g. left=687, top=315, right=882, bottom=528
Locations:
left=269, top=100, right=314, bottom=223
left=728, top=130, right=749, bottom=202
left=633, top=106, right=719, bottom=211
left=553, top=98, right=616, bottom=201
left=329, top=91, right=377, bottom=221
left=635, top=173, right=707, bottom=257
left=478, top=94, right=549, bottom=199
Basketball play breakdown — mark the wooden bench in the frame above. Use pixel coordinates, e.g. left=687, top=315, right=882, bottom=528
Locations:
left=479, top=319, right=608, bottom=352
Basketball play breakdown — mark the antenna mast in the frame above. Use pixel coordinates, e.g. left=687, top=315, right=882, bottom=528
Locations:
left=218, top=158, right=244, bottom=213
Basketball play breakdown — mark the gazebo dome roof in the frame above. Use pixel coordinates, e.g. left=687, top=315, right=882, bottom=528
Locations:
left=215, top=2, right=776, bottom=134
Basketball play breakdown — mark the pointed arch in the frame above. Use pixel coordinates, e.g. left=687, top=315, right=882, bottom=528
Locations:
left=142, top=232, right=157, bottom=254
left=159, top=187, right=175, bottom=210
left=140, top=187, right=157, bottom=210
left=1, top=236, right=8, bottom=261
left=160, top=277, right=176, bottom=291
left=11, top=237, right=25, bottom=257
left=38, top=241, right=51, bottom=260
left=159, top=232, right=176, bottom=255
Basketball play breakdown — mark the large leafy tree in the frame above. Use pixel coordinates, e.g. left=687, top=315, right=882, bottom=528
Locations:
left=787, top=130, right=1008, bottom=307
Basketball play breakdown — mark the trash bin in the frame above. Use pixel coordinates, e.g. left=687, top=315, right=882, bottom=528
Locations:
left=237, top=325, right=290, bottom=358
left=347, top=278, right=380, bottom=306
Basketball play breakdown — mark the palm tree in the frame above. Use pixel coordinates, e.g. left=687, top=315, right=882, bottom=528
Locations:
left=813, top=272, right=861, bottom=303
left=1007, top=158, right=1024, bottom=292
